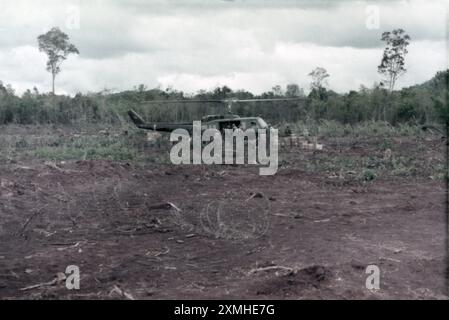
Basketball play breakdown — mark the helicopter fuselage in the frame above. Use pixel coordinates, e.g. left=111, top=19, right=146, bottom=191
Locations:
left=128, top=110, right=269, bottom=136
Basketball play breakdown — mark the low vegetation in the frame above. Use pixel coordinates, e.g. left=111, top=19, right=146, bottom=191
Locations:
left=0, top=70, right=447, bottom=127
left=0, top=68, right=446, bottom=182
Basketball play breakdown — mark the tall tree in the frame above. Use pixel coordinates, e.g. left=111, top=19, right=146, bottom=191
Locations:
left=307, top=67, right=330, bottom=121
left=271, top=85, right=284, bottom=97
left=309, top=67, right=329, bottom=91
left=37, top=27, right=79, bottom=95
left=378, top=29, right=411, bottom=92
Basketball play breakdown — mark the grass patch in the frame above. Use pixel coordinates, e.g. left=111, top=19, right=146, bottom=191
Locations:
left=35, top=145, right=137, bottom=161
left=288, top=120, right=424, bottom=138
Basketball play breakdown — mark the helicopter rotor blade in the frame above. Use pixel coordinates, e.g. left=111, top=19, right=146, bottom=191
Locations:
left=141, top=97, right=306, bottom=104
left=142, top=99, right=224, bottom=104
left=230, top=98, right=306, bottom=103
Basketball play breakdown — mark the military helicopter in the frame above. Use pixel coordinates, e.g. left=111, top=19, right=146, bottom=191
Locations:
left=128, top=97, right=305, bottom=135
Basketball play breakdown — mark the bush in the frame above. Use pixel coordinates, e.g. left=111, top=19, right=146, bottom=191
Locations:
left=362, top=169, right=376, bottom=181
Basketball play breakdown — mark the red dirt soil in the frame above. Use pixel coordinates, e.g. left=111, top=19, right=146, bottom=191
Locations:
left=0, top=144, right=447, bottom=299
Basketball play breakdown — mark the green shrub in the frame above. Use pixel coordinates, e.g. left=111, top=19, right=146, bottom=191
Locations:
left=362, top=169, right=376, bottom=181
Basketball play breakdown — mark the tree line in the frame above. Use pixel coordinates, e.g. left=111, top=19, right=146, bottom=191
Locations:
left=0, top=27, right=447, bottom=127
left=0, top=69, right=447, bottom=126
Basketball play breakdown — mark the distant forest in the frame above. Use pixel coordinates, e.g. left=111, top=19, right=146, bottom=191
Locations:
left=0, top=69, right=447, bottom=127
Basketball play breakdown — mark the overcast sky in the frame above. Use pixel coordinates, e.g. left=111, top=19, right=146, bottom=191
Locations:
left=0, top=0, right=447, bottom=95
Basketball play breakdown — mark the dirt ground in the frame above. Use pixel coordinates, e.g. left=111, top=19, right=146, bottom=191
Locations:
left=0, top=135, right=447, bottom=299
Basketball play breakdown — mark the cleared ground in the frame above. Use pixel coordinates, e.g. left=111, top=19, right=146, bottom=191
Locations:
left=0, top=128, right=447, bottom=299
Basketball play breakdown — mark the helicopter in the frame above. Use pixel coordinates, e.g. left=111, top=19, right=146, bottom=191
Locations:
left=128, top=97, right=306, bottom=135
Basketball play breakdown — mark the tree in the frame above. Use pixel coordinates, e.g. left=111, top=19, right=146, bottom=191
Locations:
left=378, top=29, right=411, bottom=92
left=212, top=86, right=232, bottom=99
left=271, top=85, right=284, bottom=97
left=432, top=71, right=449, bottom=127
left=38, top=27, right=79, bottom=95
left=285, top=83, right=304, bottom=97
left=309, top=67, right=329, bottom=91
left=135, top=84, right=148, bottom=92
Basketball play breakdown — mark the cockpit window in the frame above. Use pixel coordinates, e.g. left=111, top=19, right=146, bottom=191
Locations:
left=219, top=121, right=241, bottom=131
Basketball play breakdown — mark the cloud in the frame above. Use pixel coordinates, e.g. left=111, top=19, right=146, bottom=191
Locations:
left=0, top=0, right=446, bottom=95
